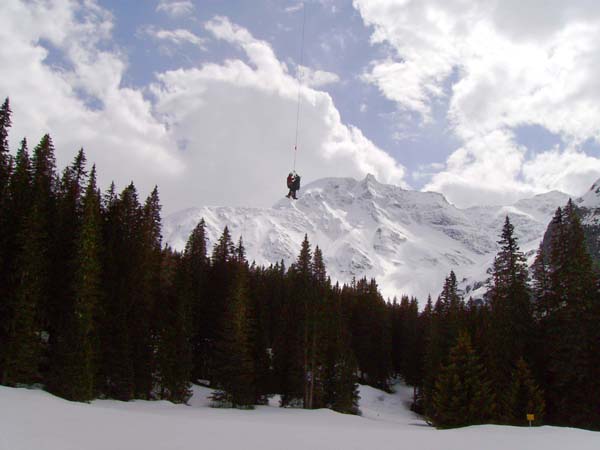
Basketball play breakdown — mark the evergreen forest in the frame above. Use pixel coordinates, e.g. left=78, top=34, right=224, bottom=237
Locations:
left=1, top=99, right=599, bottom=430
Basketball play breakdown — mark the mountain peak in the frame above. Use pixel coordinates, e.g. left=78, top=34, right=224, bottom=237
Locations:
left=164, top=176, right=569, bottom=301
left=577, top=178, right=600, bottom=208
left=364, top=173, right=377, bottom=183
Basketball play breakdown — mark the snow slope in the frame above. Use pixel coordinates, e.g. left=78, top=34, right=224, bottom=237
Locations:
left=164, top=175, right=570, bottom=301
left=1, top=384, right=598, bottom=450
left=577, top=178, right=600, bottom=226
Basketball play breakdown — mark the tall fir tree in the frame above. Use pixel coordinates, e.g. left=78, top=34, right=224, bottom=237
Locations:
left=535, top=202, right=599, bottom=427
left=506, top=357, right=545, bottom=426
left=3, top=134, right=57, bottom=385
left=485, top=216, right=533, bottom=419
left=431, top=331, right=496, bottom=428
left=274, top=235, right=312, bottom=407
left=350, top=278, right=392, bottom=390
left=0, top=97, right=12, bottom=201
left=131, top=186, right=163, bottom=399
left=49, top=165, right=101, bottom=401
left=211, top=267, right=256, bottom=408
left=181, top=219, right=210, bottom=381
left=155, top=247, right=193, bottom=403
left=98, top=183, right=142, bottom=400
left=0, top=98, right=13, bottom=329
left=203, top=226, right=237, bottom=382
left=321, top=283, right=360, bottom=414
left=47, top=149, right=88, bottom=396
left=0, top=139, right=31, bottom=381
left=423, top=271, right=464, bottom=416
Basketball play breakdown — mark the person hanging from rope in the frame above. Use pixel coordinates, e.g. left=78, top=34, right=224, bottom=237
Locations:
left=286, top=171, right=301, bottom=200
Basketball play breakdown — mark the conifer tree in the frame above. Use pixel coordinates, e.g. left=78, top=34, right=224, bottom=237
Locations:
left=156, top=247, right=192, bottom=403
left=0, top=139, right=30, bottom=380
left=350, top=278, right=392, bottom=390
left=47, top=150, right=88, bottom=396
left=274, top=235, right=312, bottom=407
left=132, top=186, right=163, bottom=399
left=486, top=216, right=532, bottom=416
left=3, top=135, right=57, bottom=385
left=0, top=98, right=13, bottom=333
left=246, top=265, right=274, bottom=404
left=0, top=97, right=12, bottom=200
left=211, top=268, right=256, bottom=408
left=297, top=235, right=315, bottom=407
left=400, top=297, right=424, bottom=404
left=506, top=357, right=545, bottom=426
left=305, top=245, right=327, bottom=409
left=203, top=226, right=237, bottom=382
left=431, top=331, right=495, bottom=428
left=182, top=219, right=210, bottom=381
left=98, top=183, right=142, bottom=400
left=535, top=202, right=599, bottom=427
left=321, top=284, right=360, bottom=414
left=423, top=272, right=464, bottom=415
left=50, top=166, right=101, bottom=401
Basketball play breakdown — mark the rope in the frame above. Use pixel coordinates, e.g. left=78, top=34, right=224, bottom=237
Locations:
left=293, top=2, right=306, bottom=172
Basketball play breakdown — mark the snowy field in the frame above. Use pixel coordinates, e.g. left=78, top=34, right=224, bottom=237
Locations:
left=1, top=383, right=598, bottom=450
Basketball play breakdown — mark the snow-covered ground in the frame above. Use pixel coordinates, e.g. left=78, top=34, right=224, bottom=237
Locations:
left=2, top=383, right=598, bottom=450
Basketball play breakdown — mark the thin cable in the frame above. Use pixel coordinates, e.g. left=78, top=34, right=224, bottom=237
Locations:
left=293, top=2, right=306, bottom=172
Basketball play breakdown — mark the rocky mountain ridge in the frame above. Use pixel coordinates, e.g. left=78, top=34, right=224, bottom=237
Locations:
left=164, top=175, right=572, bottom=301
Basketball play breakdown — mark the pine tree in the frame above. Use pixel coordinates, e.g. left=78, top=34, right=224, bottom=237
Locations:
left=155, top=248, right=193, bottom=403
left=203, top=226, right=237, bottom=383
left=50, top=166, right=101, bottom=401
left=0, top=99, right=13, bottom=340
left=423, top=272, right=465, bottom=416
left=211, top=268, right=256, bottom=408
left=536, top=202, right=599, bottom=427
left=321, top=284, right=360, bottom=414
left=350, top=278, right=392, bottom=390
left=131, top=186, right=163, bottom=399
left=47, top=150, right=88, bottom=396
left=3, top=135, right=57, bottom=385
left=274, top=235, right=312, bottom=407
left=431, top=331, right=496, bottom=428
left=485, top=216, right=532, bottom=418
left=246, top=265, right=274, bottom=404
left=98, top=183, right=142, bottom=400
left=182, top=219, right=210, bottom=382
left=400, top=297, right=424, bottom=405
left=0, top=97, right=12, bottom=201
left=506, top=357, right=545, bottom=426
left=305, top=246, right=327, bottom=409
left=0, top=139, right=31, bottom=381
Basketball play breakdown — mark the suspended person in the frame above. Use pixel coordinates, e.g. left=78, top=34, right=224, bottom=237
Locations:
left=286, top=172, right=301, bottom=200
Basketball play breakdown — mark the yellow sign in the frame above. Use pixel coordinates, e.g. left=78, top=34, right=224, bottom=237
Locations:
left=527, top=414, right=535, bottom=421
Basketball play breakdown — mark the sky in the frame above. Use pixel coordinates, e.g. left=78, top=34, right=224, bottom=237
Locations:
left=1, top=0, right=600, bottom=213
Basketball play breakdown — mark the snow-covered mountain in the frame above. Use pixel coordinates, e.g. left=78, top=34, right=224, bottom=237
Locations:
left=164, top=175, right=570, bottom=301
left=575, top=179, right=600, bottom=263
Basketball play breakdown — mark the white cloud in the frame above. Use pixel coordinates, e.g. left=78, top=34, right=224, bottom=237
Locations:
left=284, top=3, right=304, bottom=14
left=150, top=16, right=407, bottom=208
left=297, top=65, right=340, bottom=87
left=156, top=0, right=194, bottom=18
left=355, top=0, right=600, bottom=205
left=140, top=26, right=206, bottom=48
left=0, top=0, right=183, bottom=204
left=0, top=2, right=406, bottom=213
left=522, top=147, right=600, bottom=197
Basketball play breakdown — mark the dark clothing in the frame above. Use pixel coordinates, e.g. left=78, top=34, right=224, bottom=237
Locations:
left=286, top=173, right=300, bottom=200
